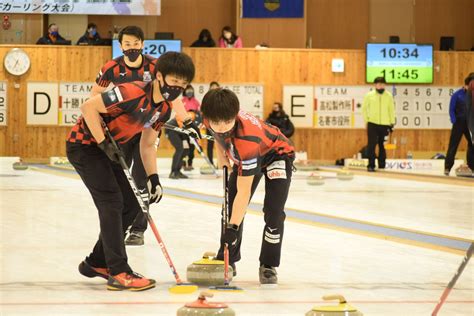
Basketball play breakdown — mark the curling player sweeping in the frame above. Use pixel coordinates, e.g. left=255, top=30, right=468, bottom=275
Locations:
left=200, top=88, right=295, bottom=285
left=66, top=51, right=199, bottom=291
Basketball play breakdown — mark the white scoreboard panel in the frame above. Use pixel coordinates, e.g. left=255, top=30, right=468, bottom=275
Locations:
left=392, top=86, right=457, bottom=129
left=314, top=86, right=369, bottom=128
left=193, top=83, right=264, bottom=119
left=310, top=85, right=458, bottom=129
left=59, top=83, right=93, bottom=126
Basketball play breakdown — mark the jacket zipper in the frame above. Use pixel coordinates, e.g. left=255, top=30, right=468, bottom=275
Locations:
left=379, top=94, right=382, bottom=124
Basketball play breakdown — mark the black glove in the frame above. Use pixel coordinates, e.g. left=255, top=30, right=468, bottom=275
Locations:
left=388, top=124, right=394, bottom=134
left=97, top=138, right=123, bottom=164
left=147, top=174, right=163, bottom=204
left=183, top=118, right=202, bottom=139
left=222, top=225, right=239, bottom=248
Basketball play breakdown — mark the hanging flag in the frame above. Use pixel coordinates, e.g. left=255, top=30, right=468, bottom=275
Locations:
left=241, top=0, right=304, bottom=18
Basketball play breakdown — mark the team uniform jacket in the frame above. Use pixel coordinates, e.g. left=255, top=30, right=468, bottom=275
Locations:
left=205, top=110, right=294, bottom=176
left=67, top=82, right=172, bottom=145
left=95, top=54, right=156, bottom=87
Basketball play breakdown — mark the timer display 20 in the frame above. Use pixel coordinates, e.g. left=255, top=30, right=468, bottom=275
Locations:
left=112, top=40, right=181, bottom=59
left=366, top=44, right=433, bottom=84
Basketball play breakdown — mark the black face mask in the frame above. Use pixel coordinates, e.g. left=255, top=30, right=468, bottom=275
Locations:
left=123, top=48, right=142, bottom=62
left=211, top=124, right=236, bottom=139
left=159, top=78, right=184, bottom=101
left=376, top=88, right=385, bottom=94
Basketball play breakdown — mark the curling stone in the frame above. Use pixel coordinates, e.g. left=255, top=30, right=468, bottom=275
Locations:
left=54, top=157, right=72, bottom=166
left=12, top=160, right=28, bottom=170
left=187, top=252, right=234, bottom=286
left=306, top=294, right=363, bottom=316
left=294, top=160, right=319, bottom=171
left=177, top=291, right=235, bottom=316
left=200, top=165, right=215, bottom=175
left=336, top=170, right=354, bottom=181
left=455, top=164, right=473, bottom=177
left=307, top=173, right=325, bottom=186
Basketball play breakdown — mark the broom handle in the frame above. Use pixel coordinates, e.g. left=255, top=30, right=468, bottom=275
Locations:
left=432, top=242, right=474, bottom=315
left=223, top=166, right=230, bottom=285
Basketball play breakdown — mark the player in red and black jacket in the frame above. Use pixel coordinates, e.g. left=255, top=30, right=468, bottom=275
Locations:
left=201, top=88, right=295, bottom=286
left=90, top=26, right=157, bottom=246
left=66, top=52, right=199, bottom=291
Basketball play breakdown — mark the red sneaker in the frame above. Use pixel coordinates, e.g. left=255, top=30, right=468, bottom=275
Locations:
left=78, top=261, right=109, bottom=280
left=107, top=272, right=156, bottom=291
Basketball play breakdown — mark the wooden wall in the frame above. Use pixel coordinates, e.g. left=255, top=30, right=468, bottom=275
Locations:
left=414, top=0, right=474, bottom=51
left=0, top=45, right=472, bottom=159
left=4, top=0, right=472, bottom=49
left=0, top=14, right=44, bottom=44
left=369, top=0, right=414, bottom=43
left=90, top=0, right=237, bottom=47
left=0, top=46, right=110, bottom=158
left=306, top=0, right=370, bottom=49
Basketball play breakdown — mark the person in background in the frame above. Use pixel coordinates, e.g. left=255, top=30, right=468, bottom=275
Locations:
left=182, top=85, right=201, bottom=171
left=205, top=81, right=220, bottom=165
left=266, top=102, right=295, bottom=138
left=445, top=73, right=474, bottom=175
left=77, top=23, right=102, bottom=45
left=182, top=85, right=200, bottom=112
left=36, top=23, right=67, bottom=45
left=467, top=75, right=474, bottom=146
left=218, top=26, right=242, bottom=48
left=191, top=29, right=216, bottom=47
left=166, top=110, right=202, bottom=179
left=362, top=77, right=395, bottom=172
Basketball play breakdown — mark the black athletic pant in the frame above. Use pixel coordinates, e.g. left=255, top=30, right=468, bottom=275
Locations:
left=187, top=143, right=195, bottom=167
left=122, top=133, right=148, bottom=233
left=367, top=122, right=390, bottom=169
left=445, top=119, right=474, bottom=171
left=216, top=157, right=293, bottom=267
left=166, top=130, right=189, bottom=172
left=206, top=128, right=214, bottom=165
left=66, top=142, right=140, bottom=275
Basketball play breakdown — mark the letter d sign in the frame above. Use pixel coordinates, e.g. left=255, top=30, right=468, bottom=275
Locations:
left=27, top=83, right=58, bottom=125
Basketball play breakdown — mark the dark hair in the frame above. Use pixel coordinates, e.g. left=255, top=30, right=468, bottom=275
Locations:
left=201, top=88, right=240, bottom=122
left=155, top=51, right=195, bottom=83
left=47, top=23, right=58, bottom=36
left=221, top=26, right=238, bottom=45
left=273, top=102, right=286, bottom=115
left=465, top=72, right=474, bottom=86
left=118, top=25, right=144, bottom=43
left=87, top=23, right=97, bottom=30
left=374, top=76, right=386, bottom=84
left=199, top=29, right=213, bottom=42
left=209, top=81, right=220, bottom=89
left=47, top=23, right=57, bottom=35
left=182, top=84, right=194, bottom=96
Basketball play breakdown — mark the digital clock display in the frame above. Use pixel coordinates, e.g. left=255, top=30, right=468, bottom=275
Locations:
left=112, top=40, right=181, bottom=59
left=366, top=43, right=433, bottom=84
